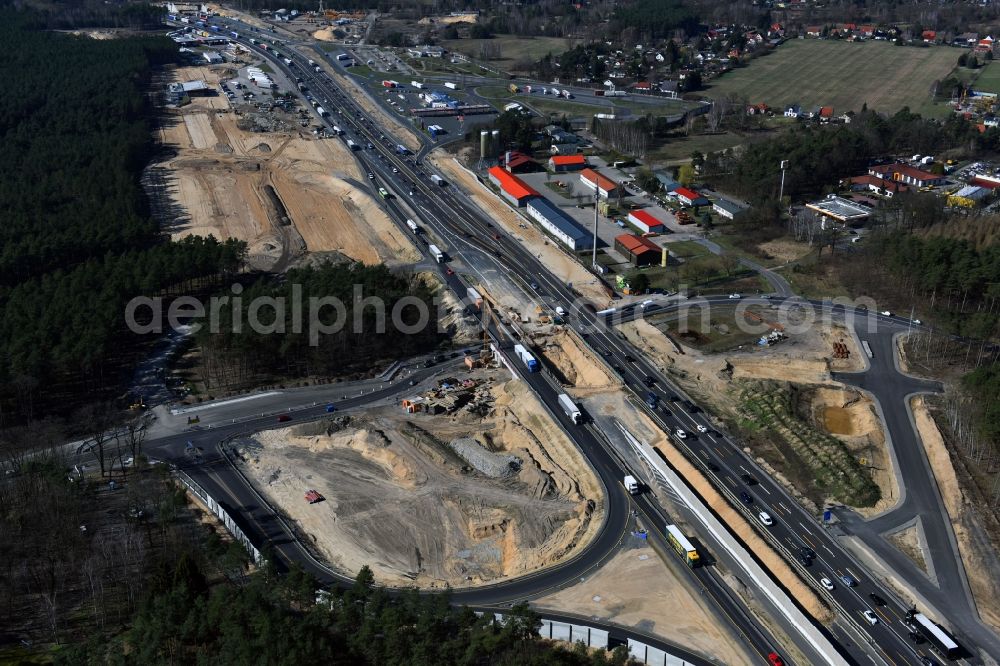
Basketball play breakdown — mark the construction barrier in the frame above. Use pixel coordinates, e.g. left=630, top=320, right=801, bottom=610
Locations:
left=174, top=469, right=262, bottom=564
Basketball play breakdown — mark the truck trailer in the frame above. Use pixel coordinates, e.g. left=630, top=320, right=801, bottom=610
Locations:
left=428, top=244, right=445, bottom=263
left=345, top=139, right=358, bottom=150
left=406, top=219, right=420, bottom=233
left=513, top=344, right=540, bottom=373
left=443, top=81, right=458, bottom=90
left=557, top=393, right=582, bottom=424
left=430, top=174, right=445, bottom=186
left=411, top=80, right=425, bottom=89
left=466, top=287, right=482, bottom=309
left=316, top=106, right=328, bottom=117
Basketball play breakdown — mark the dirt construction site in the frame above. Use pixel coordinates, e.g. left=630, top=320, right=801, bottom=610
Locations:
left=620, top=313, right=897, bottom=514
left=232, top=369, right=604, bottom=588
left=152, top=63, right=420, bottom=271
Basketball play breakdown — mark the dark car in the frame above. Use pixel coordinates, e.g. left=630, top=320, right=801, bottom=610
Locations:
left=277, top=414, right=292, bottom=423
left=739, top=491, right=753, bottom=505
left=643, top=375, right=656, bottom=387
left=667, top=394, right=680, bottom=402
left=798, top=553, right=813, bottom=566
left=799, top=546, right=816, bottom=560
left=624, top=354, right=637, bottom=363
left=706, top=462, right=720, bottom=472
left=868, top=593, right=887, bottom=607
left=683, top=401, right=700, bottom=413
left=740, top=473, right=757, bottom=485
left=908, top=631, right=925, bottom=644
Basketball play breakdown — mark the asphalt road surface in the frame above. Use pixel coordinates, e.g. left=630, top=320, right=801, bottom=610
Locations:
left=164, top=17, right=999, bottom=665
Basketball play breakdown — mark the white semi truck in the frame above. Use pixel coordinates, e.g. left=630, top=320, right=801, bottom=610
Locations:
left=557, top=393, right=582, bottom=424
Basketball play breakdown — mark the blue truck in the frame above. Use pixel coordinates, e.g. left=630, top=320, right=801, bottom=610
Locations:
left=514, top=344, right=540, bottom=373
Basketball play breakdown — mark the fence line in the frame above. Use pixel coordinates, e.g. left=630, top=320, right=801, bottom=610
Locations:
left=174, top=469, right=263, bottom=565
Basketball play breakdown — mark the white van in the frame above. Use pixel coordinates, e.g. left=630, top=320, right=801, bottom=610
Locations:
left=555, top=306, right=566, bottom=317
left=758, top=511, right=774, bottom=526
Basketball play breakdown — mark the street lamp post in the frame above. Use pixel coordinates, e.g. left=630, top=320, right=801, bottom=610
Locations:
left=779, top=159, right=789, bottom=203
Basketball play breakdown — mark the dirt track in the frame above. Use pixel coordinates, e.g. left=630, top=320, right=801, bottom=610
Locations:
left=153, top=65, right=419, bottom=270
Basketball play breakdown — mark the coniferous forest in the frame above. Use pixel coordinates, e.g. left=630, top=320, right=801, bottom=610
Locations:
left=0, top=13, right=245, bottom=422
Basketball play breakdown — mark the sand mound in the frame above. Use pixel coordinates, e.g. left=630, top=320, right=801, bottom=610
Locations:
left=538, top=330, right=617, bottom=392
left=236, top=378, right=603, bottom=588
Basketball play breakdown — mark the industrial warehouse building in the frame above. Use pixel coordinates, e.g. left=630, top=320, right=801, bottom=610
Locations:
left=526, top=198, right=593, bottom=250
left=549, top=155, right=587, bottom=172
left=628, top=209, right=666, bottom=233
left=488, top=166, right=539, bottom=207
left=672, top=187, right=709, bottom=207
left=712, top=198, right=746, bottom=220
left=615, top=234, right=664, bottom=267
left=202, top=51, right=223, bottom=64
left=579, top=168, right=620, bottom=199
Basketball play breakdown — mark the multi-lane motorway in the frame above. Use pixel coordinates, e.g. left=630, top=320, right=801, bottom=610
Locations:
left=161, top=18, right=996, bottom=665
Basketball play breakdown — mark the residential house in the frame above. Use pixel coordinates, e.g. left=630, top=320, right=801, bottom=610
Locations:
left=845, top=174, right=909, bottom=197
left=633, top=81, right=652, bottom=93
left=747, top=103, right=769, bottom=115
left=819, top=106, right=835, bottom=120
left=922, top=30, right=937, bottom=43
left=784, top=104, right=802, bottom=118
left=806, top=26, right=822, bottom=37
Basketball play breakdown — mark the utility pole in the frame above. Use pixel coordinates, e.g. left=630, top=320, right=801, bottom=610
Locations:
left=592, top=185, right=599, bottom=269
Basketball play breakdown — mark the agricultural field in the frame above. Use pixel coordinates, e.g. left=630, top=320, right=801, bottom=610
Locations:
left=707, top=40, right=960, bottom=118
left=442, top=35, right=578, bottom=70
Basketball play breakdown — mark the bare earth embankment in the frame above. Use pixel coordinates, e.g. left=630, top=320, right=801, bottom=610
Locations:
left=153, top=64, right=419, bottom=270
left=234, top=375, right=603, bottom=588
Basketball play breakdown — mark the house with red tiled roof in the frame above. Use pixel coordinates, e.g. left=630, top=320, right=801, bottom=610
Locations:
left=868, top=163, right=946, bottom=187
left=922, top=30, right=937, bottom=43
left=819, top=106, right=835, bottom=119
left=845, top=174, right=909, bottom=197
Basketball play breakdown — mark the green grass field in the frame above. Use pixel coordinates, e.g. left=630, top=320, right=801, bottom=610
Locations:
left=707, top=40, right=960, bottom=117
left=971, top=61, right=1000, bottom=94
left=442, top=35, right=577, bottom=68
